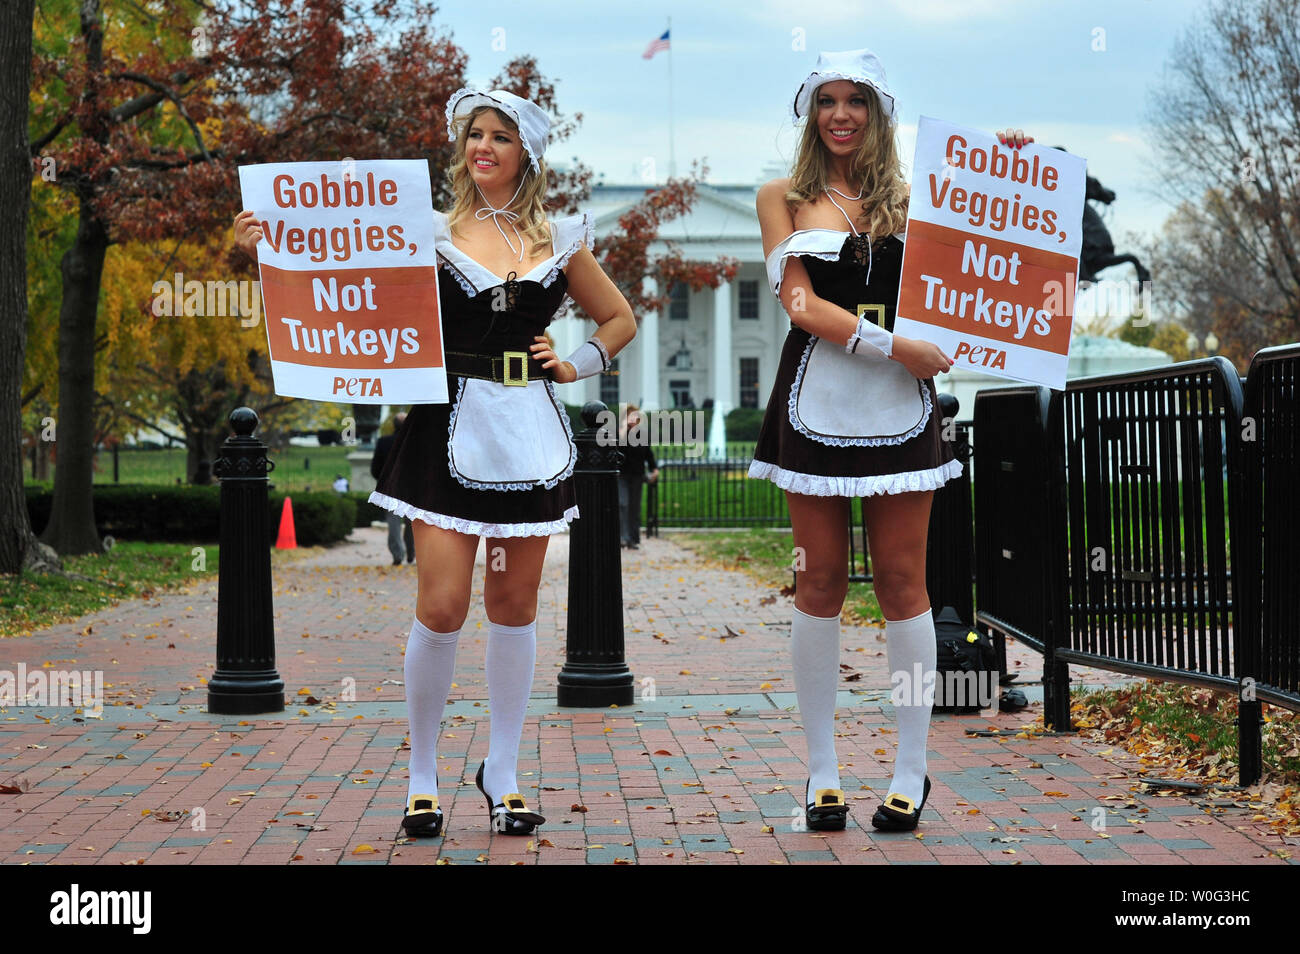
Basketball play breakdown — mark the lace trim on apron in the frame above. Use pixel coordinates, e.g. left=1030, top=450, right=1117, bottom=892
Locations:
left=746, top=457, right=962, bottom=497
left=368, top=491, right=579, bottom=538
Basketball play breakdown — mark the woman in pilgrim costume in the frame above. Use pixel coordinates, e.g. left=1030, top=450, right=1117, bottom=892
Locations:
left=369, top=88, right=636, bottom=837
left=749, top=49, right=1032, bottom=832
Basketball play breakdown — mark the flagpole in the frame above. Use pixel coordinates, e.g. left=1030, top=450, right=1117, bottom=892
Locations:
left=667, top=16, right=676, bottom=180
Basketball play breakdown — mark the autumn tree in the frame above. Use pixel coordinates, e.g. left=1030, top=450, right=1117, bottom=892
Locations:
left=29, top=0, right=734, bottom=559
left=592, top=160, right=739, bottom=320
left=30, top=0, right=250, bottom=554
left=1, top=0, right=43, bottom=574
left=1145, top=0, right=1300, bottom=359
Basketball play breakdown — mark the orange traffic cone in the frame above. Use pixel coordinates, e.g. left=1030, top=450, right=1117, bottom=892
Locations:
left=276, top=497, right=298, bottom=549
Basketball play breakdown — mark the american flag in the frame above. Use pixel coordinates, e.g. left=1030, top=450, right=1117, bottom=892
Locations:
left=642, top=29, right=670, bottom=59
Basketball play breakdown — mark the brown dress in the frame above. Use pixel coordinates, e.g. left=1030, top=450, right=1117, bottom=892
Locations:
left=748, top=228, right=962, bottom=495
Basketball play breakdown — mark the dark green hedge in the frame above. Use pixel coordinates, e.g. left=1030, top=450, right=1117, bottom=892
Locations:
left=346, top=491, right=386, bottom=527
left=724, top=407, right=767, bottom=441
left=25, top=484, right=354, bottom=546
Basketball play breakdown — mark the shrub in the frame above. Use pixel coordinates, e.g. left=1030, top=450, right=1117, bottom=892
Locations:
left=25, top=484, right=354, bottom=546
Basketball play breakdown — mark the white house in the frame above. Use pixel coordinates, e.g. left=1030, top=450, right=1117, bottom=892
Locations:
left=549, top=184, right=784, bottom=438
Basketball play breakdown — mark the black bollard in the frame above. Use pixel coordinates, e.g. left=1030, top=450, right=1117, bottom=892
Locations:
left=208, top=407, right=285, bottom=714
left=557, top=401, right=634, bottom=706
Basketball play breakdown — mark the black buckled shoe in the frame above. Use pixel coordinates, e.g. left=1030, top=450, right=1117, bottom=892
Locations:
left=871, top=776, right=931, bottom=832
left=804, top=782, right=849, bottom=831
left=400, top=793, right=444, bottom=837
left=476, top=761, right=545, bottom=835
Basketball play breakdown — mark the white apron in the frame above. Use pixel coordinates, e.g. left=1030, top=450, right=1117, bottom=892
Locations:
left=446, top=377, right=576, bottom=491
left=789, top=335, right=932, bottom=447
left=766, top=228, right=931, bottom=448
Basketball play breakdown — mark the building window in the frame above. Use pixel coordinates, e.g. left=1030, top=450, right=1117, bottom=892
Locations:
left=739, top=357, right=759, bottom=409
left=600, top=357, right=619, bottom=406
left=669, top=282, right=689, bottom=320
left=738, top=280, right=759, bottom=319
left=670, top=379, right=692, bottom=408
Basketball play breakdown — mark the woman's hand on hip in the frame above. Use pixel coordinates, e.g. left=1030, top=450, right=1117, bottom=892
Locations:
left=531, top=335, right=577, bottom=384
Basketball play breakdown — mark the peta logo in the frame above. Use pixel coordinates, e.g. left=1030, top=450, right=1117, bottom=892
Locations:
left=952, top=340, right=1007, bottom=370
left=49, top=884, right=151, bottom=934
left=331, top=376, right=384, bottom=397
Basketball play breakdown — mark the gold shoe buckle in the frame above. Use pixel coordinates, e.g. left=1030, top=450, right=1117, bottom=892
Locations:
left=502, top=351, right=528, bottom=386
left=884, top=792, right=916, bottom=813
left=407, top=794, right=439, bottom=814
left=814, top=789, right=845, bottom=808
left=503, top=794, right=529, bottom=811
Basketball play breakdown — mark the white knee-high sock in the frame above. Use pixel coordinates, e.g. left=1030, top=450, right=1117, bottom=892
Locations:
left=791, top=606, right=841, bottom=796
left=885, top=607, right=936, bottom=805
left=404, top=618, right=460, bottom=803
left=483, top=619, right=537, bottom=803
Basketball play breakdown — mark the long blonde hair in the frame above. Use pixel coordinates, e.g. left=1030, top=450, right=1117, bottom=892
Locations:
left=446, top=105, right=552, bottom=257
left=785, top=81, right=909, bottom=239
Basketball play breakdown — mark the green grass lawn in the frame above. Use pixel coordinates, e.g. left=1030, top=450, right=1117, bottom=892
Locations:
left=1073, top=681, right=1300, bottom=791
left=0, top=541, right=223, bottom=638
left=1, top=542, right=316, bottom=638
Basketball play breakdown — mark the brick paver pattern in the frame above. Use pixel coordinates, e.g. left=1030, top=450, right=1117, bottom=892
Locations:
left=1, top=528, right=1292, bottom=865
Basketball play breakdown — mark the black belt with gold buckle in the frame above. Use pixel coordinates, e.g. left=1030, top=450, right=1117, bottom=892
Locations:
left=444, top=350, right=552, bottom=386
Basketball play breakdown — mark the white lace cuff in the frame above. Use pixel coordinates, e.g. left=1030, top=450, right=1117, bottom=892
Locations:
left=845, top=311, right=893, bottom=359
left=564, top=339, right=608, bottom=379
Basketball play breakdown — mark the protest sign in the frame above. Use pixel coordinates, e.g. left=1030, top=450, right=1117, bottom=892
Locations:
left=238, top=159, right=446, bottom=404
left=893, top=117, right=1086, bottom=390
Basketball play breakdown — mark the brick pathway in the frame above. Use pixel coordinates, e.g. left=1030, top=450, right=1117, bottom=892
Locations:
left=0, top=528, right=1293, bottom=865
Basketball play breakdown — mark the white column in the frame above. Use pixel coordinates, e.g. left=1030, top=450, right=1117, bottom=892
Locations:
left=640, top=277, right=661, bottom=410
left=708, top=281, right=733, bottom=459
left=551, top=314, right=585, bottom=403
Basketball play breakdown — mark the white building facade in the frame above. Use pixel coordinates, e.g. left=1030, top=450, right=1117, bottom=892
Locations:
left=550, top=184, right=782, bottom=425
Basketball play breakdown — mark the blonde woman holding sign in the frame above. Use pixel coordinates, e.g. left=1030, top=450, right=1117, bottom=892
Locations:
left=235, top=87, right=636, bottom=839
left=748, top=48, right=1032, bottom=832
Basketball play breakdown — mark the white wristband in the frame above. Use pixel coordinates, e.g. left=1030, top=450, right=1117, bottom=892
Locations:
left=845, top=312, right=893, bottom=360
left=563, top=338, right=609, bottom=380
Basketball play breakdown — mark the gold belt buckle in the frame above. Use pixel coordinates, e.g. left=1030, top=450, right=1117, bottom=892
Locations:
left=502, top=350, right=528, bottom=386
left=857, top=303, right=886, bottom=325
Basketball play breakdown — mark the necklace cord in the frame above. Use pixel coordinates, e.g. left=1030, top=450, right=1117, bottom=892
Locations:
left=823, top=188, right=873, bottom=285
left=473, top=174, right=529, bottom=262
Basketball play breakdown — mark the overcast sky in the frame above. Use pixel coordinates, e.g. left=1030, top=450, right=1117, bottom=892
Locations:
left=435, top=0, right=1202, bottom=247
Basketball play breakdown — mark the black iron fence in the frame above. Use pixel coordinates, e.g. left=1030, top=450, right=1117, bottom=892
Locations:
left=973, top=351, right=1300, bottom=784
left=645, top=444, right=789, bottom=529
left=1237, top=344, right=1300, bottom=725
left=637, top=350, right=1299, bottom=785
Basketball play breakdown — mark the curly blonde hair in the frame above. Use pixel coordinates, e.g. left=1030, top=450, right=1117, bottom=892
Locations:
left=446, top=105, right=552, bottom=257
left=785, top=81, right=909, bottom=239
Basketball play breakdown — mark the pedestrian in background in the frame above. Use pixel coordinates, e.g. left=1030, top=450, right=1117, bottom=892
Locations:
left=617, top=404, right=658, bottom=549
left=371, top=412, right=414, bottom=565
